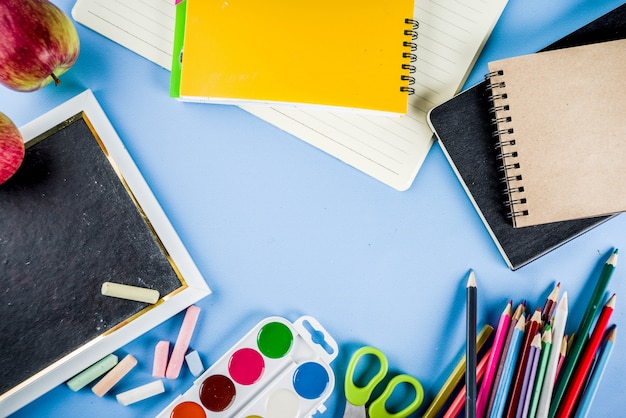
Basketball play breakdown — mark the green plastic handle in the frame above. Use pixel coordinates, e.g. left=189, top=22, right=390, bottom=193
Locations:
left=368, top=373, right=424, bottom=418
left=344, top=346, right=388, bottom=406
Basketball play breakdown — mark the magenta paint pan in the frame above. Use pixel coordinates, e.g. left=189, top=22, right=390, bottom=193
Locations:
left=157, top=316, right=338, bottom=418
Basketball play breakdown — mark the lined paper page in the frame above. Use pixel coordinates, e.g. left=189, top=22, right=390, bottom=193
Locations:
left=71, top=0, right=508, bottom=190
left=242, top=0, right=508, bottom=190
left=72, top=0, right=175, bottom=70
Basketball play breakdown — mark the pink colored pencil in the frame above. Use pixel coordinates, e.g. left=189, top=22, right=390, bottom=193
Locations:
left=555, top=335, right=568, bottom=382
left=166, top=305, right=201, bottom=379
left=443, top=347, right=492, bottom=418
left=476, top=301, right=512, bottom=418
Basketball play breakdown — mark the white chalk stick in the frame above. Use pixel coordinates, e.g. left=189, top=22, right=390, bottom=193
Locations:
left=92, top=354, right=138, bottom=397
left=152, top=340, right=170, bottom=378
left=101, top=282, right=160, bottom=304
left=166, top=305, right=201, bottom=379
left=185, top=350, right=205, bottom=377
left=116, top=380, right=165, bottom=406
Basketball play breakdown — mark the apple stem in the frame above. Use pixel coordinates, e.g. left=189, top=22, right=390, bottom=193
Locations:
left=51, top=73, right=60, bottom=86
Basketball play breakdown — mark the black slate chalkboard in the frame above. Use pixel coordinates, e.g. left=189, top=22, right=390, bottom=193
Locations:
left=0, top=113, right=183, bottom=395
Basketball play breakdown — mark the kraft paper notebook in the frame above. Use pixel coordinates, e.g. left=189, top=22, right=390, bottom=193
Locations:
left=427, top=4, right=626, bottom=270
left=486, top=38, right=626, bottom=228
left=72, top=0, right=509, bottom=190
left=171, top=1, right=417, bottom=115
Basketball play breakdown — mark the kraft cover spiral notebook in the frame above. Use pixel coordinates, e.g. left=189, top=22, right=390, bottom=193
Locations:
left=427, top=4, right=626, bottom=270
left=486, top=38, right=626, bottom=228
left=170, top=0, right=417, bottom=115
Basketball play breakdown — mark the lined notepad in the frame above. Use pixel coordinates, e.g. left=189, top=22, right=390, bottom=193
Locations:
left=72, top=0, right=176, bottom=70
left=72, top=0, right=509, bottom=190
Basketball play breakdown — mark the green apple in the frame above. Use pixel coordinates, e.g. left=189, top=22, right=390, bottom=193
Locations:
left=0, top=112, right=25, bottom=184
left=0, top=0, right=80, bottom=92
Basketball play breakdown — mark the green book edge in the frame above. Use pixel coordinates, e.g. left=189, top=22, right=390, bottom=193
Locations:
left=169, top=0, right=187, bottom=98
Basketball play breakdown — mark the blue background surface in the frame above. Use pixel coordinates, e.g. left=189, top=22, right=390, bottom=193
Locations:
left=2, top=1, right=625, bottom=417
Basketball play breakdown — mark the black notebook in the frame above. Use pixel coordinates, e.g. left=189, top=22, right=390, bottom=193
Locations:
left=427, top=4, right=626, bottom=270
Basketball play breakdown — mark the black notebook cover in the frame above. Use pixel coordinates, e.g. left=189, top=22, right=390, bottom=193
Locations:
left=427, top=4, right=626, bottom=270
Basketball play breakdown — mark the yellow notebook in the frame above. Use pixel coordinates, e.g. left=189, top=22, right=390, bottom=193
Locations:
left=487, top=38, right=626, bottom=228
left=173, top=0, right=417, bottom=114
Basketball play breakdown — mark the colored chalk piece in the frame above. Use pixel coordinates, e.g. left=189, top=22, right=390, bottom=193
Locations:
left=185, top=350, right=205, bottom=377
left=66, top=354, right=118, bottom=392
left=92, top=354, right=138, bottom=397
left=153, top=340, right=170, bottom=378
left=101, top=281, right=160, bottom=304
left=166, top=305, right=201, bottom=379
left=116, top=380, right=165, bottom=406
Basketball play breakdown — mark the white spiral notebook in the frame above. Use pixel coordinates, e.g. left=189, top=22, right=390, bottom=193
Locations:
left=72, top=0, right=508, bottom=191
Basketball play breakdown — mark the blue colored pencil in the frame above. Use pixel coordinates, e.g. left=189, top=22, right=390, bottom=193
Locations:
left=574, top=326, right=616, bottom=418
left=489, top=313, right=526, bottom=418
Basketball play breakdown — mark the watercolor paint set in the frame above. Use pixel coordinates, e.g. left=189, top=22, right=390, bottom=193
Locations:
left=157, top=315, right=338, bottom=418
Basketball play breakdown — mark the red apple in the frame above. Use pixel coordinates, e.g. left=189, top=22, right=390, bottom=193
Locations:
left=0, top=112, right=25, bottom=184
left=0, top=0, right=80, bottom=92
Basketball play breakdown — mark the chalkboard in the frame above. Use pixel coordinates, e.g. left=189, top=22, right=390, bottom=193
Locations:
left=0, top=113, right=183, bottom=396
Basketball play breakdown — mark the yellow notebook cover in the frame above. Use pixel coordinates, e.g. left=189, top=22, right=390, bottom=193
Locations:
left=176, top=0, right=416, bottom=114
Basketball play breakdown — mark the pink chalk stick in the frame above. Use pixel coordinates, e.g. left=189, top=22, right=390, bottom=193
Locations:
left=152, top=341, right=170, bottom=378
left=166, top=305, right=201, bottom=379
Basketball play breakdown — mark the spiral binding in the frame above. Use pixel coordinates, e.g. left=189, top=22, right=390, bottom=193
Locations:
left=401, top=18, right=419, bottom=95
left=485, top=70, right=529, bottom=220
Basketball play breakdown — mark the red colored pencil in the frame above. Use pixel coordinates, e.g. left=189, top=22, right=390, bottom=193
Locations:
left=555, top=294, right=616, bottom=418
left=505, top=307, right=542, bottom=418
left=443, top=347, right=492, bottom=418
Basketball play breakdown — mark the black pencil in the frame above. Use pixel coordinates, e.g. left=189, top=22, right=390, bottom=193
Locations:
left=466, top=270, right=477, bottom=418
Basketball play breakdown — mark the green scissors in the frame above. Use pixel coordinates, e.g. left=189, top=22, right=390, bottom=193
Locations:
left=342, top=346, right=424, bottom=418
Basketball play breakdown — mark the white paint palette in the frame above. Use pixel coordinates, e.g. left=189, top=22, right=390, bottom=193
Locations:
left=157, top=316, right=338, bottom=418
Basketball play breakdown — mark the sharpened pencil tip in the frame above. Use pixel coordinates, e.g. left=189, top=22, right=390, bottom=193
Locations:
left=607, top=326, right=617, bottom=342
left=467, top=270, right=477, bottom=288
left=608, top=249, right=618, bottom=266
left=606, top=294, right=616, bottom=308
left=559, top=291, right=568, bottom=310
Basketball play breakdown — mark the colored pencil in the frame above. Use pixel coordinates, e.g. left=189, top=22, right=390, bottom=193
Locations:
left=485, top=302, right=525, bottom=417
left=444, top=347, right=492, bottom=418
left=505, top=307, right=542, bottom=418
left=490, top=313, right=526, bottom=418
left=528, top=326, right=552, bottom=418
left=422, top=325, right=494, bottom=418
left=518, top=333, right=542, bottom=418
left=555, top=335, right=568, bottom=382
left=555, top=294, right=616, bottom=418
left=542, top=283, right=560, bottom=326
left=466, top=271, right=478, bottom=418
left=574, top=326, right=617, bottom=418
left=536, top=292, right=568, bottom=418
left=549, top=249, right=618, bottom=418
left=476, top=301, right=512, bottom=418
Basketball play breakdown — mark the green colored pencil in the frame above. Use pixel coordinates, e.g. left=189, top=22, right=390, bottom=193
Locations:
left=548, top=249, right=618, bottom=417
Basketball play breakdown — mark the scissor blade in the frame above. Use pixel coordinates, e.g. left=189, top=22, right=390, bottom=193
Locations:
left=342, top=402, right=366, bottom=418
